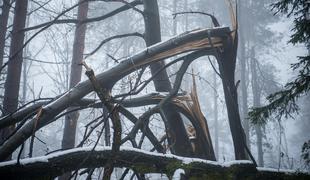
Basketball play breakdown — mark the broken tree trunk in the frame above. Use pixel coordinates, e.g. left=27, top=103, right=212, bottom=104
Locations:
left=183, top=74, right=216, bottom=160
left=0, top=27, right=227, bottom=161
left=143, top=0, right=194, bottom=157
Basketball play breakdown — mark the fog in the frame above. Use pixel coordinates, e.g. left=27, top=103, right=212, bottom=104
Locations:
left=0, top=0, right=309, bottom=179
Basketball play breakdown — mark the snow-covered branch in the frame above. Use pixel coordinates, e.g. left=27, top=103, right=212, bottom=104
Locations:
left=0, top=146, right=307, bottom=179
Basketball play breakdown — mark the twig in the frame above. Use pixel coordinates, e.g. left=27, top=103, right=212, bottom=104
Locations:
left=84, top=32, right=143, bottom=59
left=172, top=11, right=220, bottom=27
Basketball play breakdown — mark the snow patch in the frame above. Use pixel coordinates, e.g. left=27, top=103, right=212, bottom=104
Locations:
left=222, top=160, right=253, bottom=167
left=172, top=168, right=185, bottom=180
left=257, top=167, right=302, bottom=174
left=0, top=156, right=48, bottom=167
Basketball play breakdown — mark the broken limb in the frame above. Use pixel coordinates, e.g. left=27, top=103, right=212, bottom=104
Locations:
left=0, top=27, right=228, bottom=160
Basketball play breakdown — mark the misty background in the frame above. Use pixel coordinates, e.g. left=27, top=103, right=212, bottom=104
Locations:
left=0, top=0, right=309, bottom=178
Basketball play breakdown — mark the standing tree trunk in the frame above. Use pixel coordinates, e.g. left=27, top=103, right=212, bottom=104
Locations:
left=172, top=0, right=177, bottom=36
left=250, top=47, right=264, bottom=166
left=238, top=0, right=250, bottom=149
left=60, top=0, right=88, bottom=179
left=0, top=0, right=11, bottom=68
left=239, top=34, right=250, bottom=149
left=216, top=33, right=247, bottom=160
left=1, top=0, right=28, bottom=160
left=143, top=0, right=194, bottom=157
left=213, top=69, right=219, bottom=159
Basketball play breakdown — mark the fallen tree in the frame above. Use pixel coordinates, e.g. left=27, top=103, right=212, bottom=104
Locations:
left=0, top=147, right=308, bottom=179
left=0, top=27, right=225, bottom=161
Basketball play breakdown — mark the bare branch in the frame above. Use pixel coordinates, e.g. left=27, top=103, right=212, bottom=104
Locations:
left=84, top=32, right=144, bottom=59
left=173, top=11, right=220, bottom=27
left=22, top=0, right=143, bottom=32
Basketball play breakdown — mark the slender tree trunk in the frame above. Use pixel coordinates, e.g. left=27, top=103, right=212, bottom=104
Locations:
left=0, top=0, right=28, bottom=161
left=184, top=0, right=188, bottom=31
left=236, top=0, right=251, bottom=153
left=173, top=0, right=177, bottom=36
left=20, top=14, right=31, bottom=159
left=143, top=0, right=193, bottom=157
left=0, top=0, right=11, bottom=68
left=182, top=0, right=192, bottom=92
left=104, top=36, right=111, bottom=146
left=239, top=34, right=250, bottom=149
left=238, top=0, right=250, bottom=148
left=60, top=1, right=88, bottom=179
left=250, top=47, right=264, bottom=166
left=170, top=0, right=180, bottom=76
left=22, top=52, right=28, bottom=105
left=213, top=68, right=219, bottom=159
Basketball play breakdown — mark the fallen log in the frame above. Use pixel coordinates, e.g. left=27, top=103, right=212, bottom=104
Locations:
left=0, top=147, right=308, bottom=180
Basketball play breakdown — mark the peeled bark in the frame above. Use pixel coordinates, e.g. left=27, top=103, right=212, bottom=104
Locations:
left=0, top=0, right=28, bottom=159
left=143, top=0, right=194, bottom=157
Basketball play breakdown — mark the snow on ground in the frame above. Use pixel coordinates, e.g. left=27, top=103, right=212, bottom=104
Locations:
left=257, top=167, right=307, bottom=174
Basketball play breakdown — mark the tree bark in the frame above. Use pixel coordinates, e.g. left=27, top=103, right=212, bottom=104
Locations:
left=0, top=0, right=11, bottom=68
left=216, top=33, right=248, bottom=160
left=143, top=0, right=194, bottom=157
left=0, top=0, right=28, bottom=160
left=60, top=1, right=88, bottom=179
